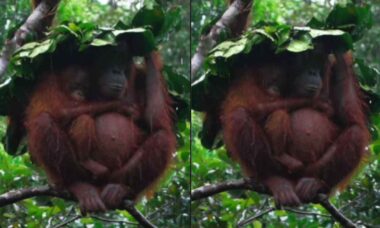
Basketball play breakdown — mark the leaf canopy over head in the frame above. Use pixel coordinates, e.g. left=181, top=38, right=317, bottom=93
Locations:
left=192, top=4, right=373, bottom=112
left=0, top=5, right=186, bottom=116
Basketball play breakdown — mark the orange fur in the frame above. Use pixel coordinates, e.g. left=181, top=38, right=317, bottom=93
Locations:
left=220, top=52, right=370, bottom=205
left=25, top=52, right=176, bottom=212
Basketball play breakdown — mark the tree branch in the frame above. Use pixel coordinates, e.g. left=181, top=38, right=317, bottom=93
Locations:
left=0, top=185, right=72, bottom=205
left=53, top=215, right=81, bottom=228
left=191, top=178, right=358, bottom=228
left=52, top=214, right=139, bottom=227
left=0, top=0, right=61, bottom=81
left=191, top=178, right=269, bottom=200
left=0, top=186, right=156, bottom=228
left=91, top=215, right=138, bottom=225
left=122, top=200, right=157, bottom=228
left=317, top=194, right=358, bottom=228
left=191, top=0, right=253, bottom=82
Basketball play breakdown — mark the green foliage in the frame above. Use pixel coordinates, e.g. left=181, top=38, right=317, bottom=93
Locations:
left=191, top=0, right=380, bottom=227
left=56, top=0, right=146, bottom=27
left=205, top=27, right=349, bottom=76
left=206, top=4, right=370, bottom=79
left=10, top=12, right=161, bottom=76
left=0, top=1, right=190, bottom=227
left=0, top=4, right=190, bottom=123
left=133, top=5, right=165, bottom=36
left=324, top=4, right=373, bottom=41
left=0, top=21, right=156, bottom=117
left=192, top=4, right=375, bottom=117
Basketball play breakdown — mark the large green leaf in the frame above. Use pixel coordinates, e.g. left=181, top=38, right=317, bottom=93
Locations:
left=325, top=4, right=373, bottom=41
left=132, top=5, right=165, bottom=36
left=113, top=28, right=156, bottom=56
left=285, top=33, right=313, bottom=53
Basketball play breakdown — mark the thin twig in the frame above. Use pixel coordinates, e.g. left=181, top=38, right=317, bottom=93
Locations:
left=53, top=215, right=81, bottom=228
left=48, top=205, right=76, bottom=227
left=147, top=201, right=171, bottom=219
left=91, top=215, right=138, bottom=225
left=0, top=186, right=156, bottom=228
left=237, top=196, right=269, bottom=224
left=339, top=193, right=365, bottom=211
left=237, top=207, right=275, bottom=227
left=285, top=208, right=330, bottom=218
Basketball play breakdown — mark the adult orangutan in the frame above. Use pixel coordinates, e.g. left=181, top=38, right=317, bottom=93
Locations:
left=25, top=45, right=176, bottom=213
left=221, top=51, right=370, bottom=206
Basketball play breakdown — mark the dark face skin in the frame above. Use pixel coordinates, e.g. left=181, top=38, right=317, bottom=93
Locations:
left=292, top=67, right=323, bottom=98
left=90, top=44, right=133, bottom=100
left=96, top=61, right=128, bottom=100
left=287, top=49, right=327, bottom=98
left=59, top=65, right=90, bottom=101
left=258, top=62, right=323, bottom=99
